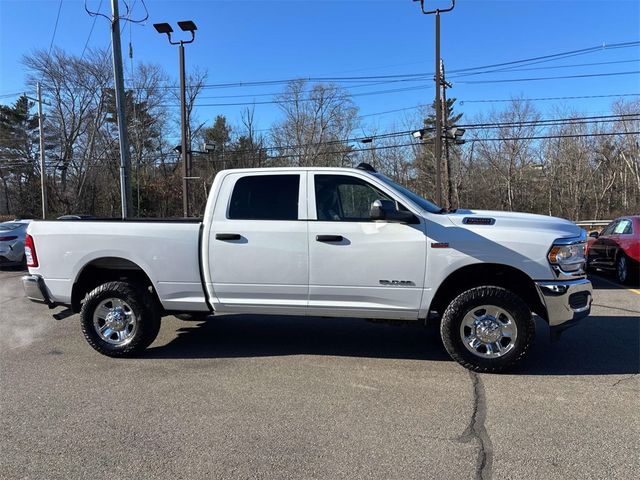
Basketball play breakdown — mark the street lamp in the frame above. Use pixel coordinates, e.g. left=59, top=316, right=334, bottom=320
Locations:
left=447, top=127, right=465, bottom=144
left=412, top=129, right=426, bottom=140
left=154, top=20, right=198, bottom=217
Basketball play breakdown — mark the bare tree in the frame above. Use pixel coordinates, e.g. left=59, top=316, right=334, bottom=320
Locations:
left=271, top=80, right=359, bottom=167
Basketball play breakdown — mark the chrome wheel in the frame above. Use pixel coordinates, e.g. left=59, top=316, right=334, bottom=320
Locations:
left=460, top=305, right=518, bottom=358
left=92, top=298, right=138, bottom=346
left=617, top=256, right=628, bottom=283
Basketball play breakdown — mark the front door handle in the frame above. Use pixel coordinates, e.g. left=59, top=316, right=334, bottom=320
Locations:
left=216, top=233, right=241, bottom=241
left=316, top=235, right=344, bottom=242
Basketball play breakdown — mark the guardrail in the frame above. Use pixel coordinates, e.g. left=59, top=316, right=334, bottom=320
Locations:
left=575, top=220, right=611, bottom=231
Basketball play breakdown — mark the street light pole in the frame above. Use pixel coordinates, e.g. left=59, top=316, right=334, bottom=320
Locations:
left=179, top=41, right=189, bottom=217
left=154, top=20, right=197, bottom=218
left=413, top=0, right=456, bottom=206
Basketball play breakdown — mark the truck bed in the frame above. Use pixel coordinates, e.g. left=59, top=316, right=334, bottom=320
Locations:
left=27, top=219, right=208, bottom=312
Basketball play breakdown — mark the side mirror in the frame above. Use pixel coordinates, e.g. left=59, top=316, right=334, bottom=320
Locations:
left=589, top=231, right=599, bottom=238
left=370, top=199, right=416, bottom=223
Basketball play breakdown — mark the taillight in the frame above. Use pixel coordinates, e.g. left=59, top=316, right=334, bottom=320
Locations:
left=25, top=234, right=38, bottom=268
left=0, top=236, right=18, bottom=241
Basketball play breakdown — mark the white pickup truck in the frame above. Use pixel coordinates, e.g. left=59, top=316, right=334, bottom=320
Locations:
left=22, top=164, right=592, bottom=372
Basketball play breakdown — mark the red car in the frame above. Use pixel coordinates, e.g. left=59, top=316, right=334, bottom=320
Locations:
left=586, top=215, right=640, bottom=285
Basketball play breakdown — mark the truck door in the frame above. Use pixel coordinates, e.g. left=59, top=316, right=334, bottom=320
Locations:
left=205, top=172, right=308, bottom=315
left=307, top=172, right=427, bottom=320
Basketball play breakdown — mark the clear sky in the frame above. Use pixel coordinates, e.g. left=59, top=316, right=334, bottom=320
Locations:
left=1, top=0, right=638, bottom=136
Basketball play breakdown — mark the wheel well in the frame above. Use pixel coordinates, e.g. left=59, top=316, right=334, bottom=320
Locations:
left=428, top=263, right=547, bottom=323
left=71, top=257, right=159, bottom=313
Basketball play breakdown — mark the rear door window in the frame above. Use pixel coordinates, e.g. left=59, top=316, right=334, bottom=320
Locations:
left=228, top=174, right=300, bottom=221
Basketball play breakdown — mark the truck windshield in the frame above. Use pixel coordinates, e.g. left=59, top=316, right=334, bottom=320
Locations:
left=373, top=174, right=443, bottom=214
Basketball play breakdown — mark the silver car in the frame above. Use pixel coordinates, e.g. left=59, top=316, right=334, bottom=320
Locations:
left=0, top=220, right=32, bottom=266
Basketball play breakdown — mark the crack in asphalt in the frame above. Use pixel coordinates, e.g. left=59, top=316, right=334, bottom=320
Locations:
left=611, top=373, right=639, bottom=388
left=457, top=371, right=493, bottom=480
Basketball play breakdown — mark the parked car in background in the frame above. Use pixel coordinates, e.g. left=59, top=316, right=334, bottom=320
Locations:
left=0, top=220, right=32, bottom=267
left=587, top=215, right=640, bottom=284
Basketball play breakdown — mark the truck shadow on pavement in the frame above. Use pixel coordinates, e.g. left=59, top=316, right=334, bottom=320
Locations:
left=519, top=315, right=640, bottom=376
left=144, top=313, right=639, bottom=376
left=146, top=315, right=451, bottom=362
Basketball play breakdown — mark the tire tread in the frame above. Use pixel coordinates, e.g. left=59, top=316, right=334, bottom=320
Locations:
left=440, top=286, right=535, bottom=373
left=80, top=281, right=160, bottom=357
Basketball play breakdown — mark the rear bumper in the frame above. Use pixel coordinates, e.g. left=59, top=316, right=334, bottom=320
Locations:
left=22, top=274, right=53, bottom=305
left=535, top=278, right=592, bottom=328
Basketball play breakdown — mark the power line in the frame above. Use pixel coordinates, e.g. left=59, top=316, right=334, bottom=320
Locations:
left=2, top=129, right=637, bottom=169
left=449, top=58, right=639, bottom=79
left=148, top=59, right=640, bottom=103
left=161, top=130, right=640, bottom=162
left=459, top=93, right=640, bottom=105
left=94, top=40, right=640, bottom=93
left=448, top=41, right=640, bottom=75
left=154, top=70, right=640, bottom=109
left=341, top=94, right=640, bottom=120
left=1, top=113, right=637, bottom=146
left=48, top=0, right=64, bottom=56
left=163, top=115, right=640, bottom=155
left=3, top=40, right=639, bottom=97
left=81, top=0, right=104, bottom=60
left=458, top=70, right=640, bottom=85
left=471, top=131, right=640, bottom=142
left=458, top=113, right=640, bottom=129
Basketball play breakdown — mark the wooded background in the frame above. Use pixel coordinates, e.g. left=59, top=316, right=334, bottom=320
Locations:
left=1, top=48, right=638, bottom=220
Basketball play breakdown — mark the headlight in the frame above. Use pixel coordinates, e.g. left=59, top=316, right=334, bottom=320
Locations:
left=548, top=243, right=586, bottom=272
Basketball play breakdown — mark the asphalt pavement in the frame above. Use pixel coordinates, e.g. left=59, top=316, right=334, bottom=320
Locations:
left=0, top=268, right=638, bottom=480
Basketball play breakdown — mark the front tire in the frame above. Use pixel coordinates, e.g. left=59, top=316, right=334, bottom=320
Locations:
left=80, top=281, right=161, bottom=357
left=440, top=286, right=535, bottom=373
left=616, top=254, right=629, bottom=285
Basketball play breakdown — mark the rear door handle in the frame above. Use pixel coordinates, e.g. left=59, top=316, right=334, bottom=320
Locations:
left=216, top=233, right=241, bottom=241
left=316, top=235, right=344, bottom=242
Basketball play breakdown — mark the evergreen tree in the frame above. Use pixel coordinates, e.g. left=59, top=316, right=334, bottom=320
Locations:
left=415, top=97, right=463, bottom=208
left=0, top=95, right=41, bottom=215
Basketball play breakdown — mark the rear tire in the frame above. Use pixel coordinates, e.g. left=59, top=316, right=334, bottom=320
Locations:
left=80, top=281, right=160, bottom=357
left=440, top=286, right=535, bottom=373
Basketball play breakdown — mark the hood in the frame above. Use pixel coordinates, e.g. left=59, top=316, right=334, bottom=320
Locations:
left=446, top=209, right=582, bottom=239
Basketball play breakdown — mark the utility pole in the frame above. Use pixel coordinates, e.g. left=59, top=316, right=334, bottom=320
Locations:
left=441, top=60, right=465, bottom=210
left=441, top=60, right=452, bottom=209
left=434, top=11, right=442, bottom=206
left=25, top=85, right=49, bottom=218
left=110, top=0, right=132, bottom=218
left=36, top=83, right=47, bottom=219
left=414, top=0, right=456, bottom=206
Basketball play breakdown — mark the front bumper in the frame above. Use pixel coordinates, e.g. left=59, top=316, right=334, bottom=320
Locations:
left=22, top=274, right=53, bottom=305
left=535, top=278, right=592, bottom=327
